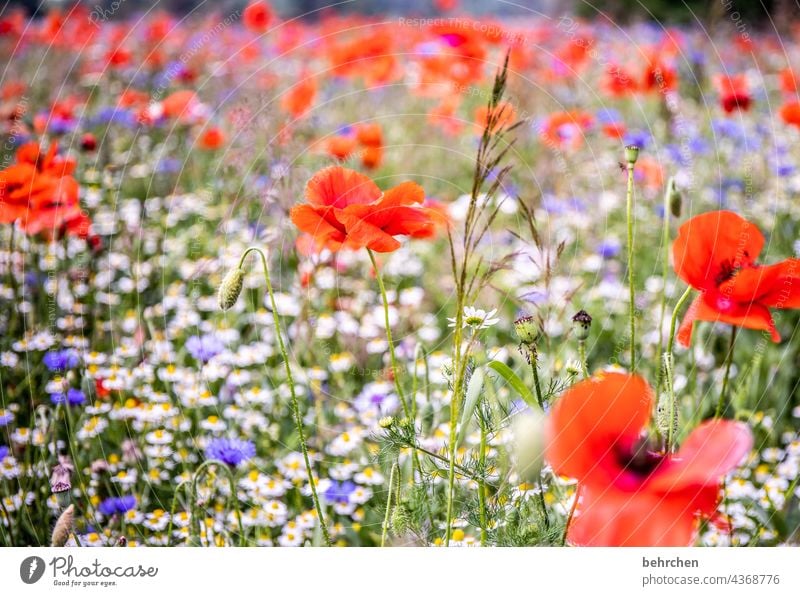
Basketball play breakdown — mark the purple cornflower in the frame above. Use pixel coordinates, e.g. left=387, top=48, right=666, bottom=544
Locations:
left=98, top=495, right=137, bottom=516
left=186, top=334, right=225, bottom=363
left=50, top=388, right=86, bottom=407
left=205, top=438, right=255, bottom=466
left=43, top=350, right=79, bottom=372
left=324, top=480, right=356, bottom=504
left=0, top=445, right=8, bottom=460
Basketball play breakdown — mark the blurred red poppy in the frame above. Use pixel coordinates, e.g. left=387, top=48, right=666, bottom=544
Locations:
left=290, top=166, right=438, bottom=253
left=546, top=372, right=752, bottom=546
left=715, top=74, right=752, bottom=114
left=0, top=141, right=88, bottom=237
left=243, top=1, right=273, bottom=33
left=672, top=210, right=800, bottom=345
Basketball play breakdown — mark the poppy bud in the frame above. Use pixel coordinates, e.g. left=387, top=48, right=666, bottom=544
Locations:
left=513, top=314, right=539, bottom=346
left=512, top=410, right=545, bottom=482
left=80, top=133, right=97, bottom=152
left=571, top=310, right=592, bottom=340
left=390, top=502, right=411, bottom=536
left=656, top=392, right=678, bottom=443
left=218, top=267, right=245, bottom=310
left=624, top=144, right=639, bottom=165
left=667, top=178, right=682, bottom=218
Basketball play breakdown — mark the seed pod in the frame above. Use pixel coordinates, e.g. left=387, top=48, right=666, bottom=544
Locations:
left=218, top=267, right=245, bottom=310
left=625, top=145, right=640, bottom=165
left=571, top=310, right=592, bottom=341
left=513, top=314, right=539, bottom=346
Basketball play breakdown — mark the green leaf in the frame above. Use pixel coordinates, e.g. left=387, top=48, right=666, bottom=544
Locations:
left=487, top=360, right=540, bottom=411
left=456, top=367, right=485, bottom=448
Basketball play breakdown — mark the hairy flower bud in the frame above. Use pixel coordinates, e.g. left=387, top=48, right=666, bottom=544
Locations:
left=218, top=267, right=245, bottom=310
left=51, top=504, right=74, bottom=547
left=656, top=392, right=678, bottom=442
left=571, top=310, right=592, bottom=341
left=512, top=410, right=545, bottom=483
left=390, top=502, right=411, bottom=536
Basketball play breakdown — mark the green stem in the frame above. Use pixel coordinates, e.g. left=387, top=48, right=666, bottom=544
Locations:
left=716, top=327, right=738, bottom=418
left=531, top=350, right=545, bottom=409
left=190, top=460, right=245, bottom=546
left=478, top=408, right=488, bottom=546
left=656, top=179, right=673, bottom=388
left=577, top=340, right=589, bottom=379
left=367, top=249, right=411, bottom=419
left=240, top=247, right=331, bottom=545
left=663, top=285, right=693, bottom=452
left=562, top=484, right=581, bottom=546
left=381, top=463, right=397, bottom=547
left=626, top=162, right=637, bottom=371
left=166, top=480, right=190, bottom=546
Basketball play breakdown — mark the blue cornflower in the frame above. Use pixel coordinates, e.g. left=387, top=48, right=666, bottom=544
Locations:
left=205, top=438, right=255, bottom=466
left=0, top=411, right=12, bottom=426
left=324, top=480, right=356, bottom=504
left=50, top=388, right=86, bottom=407
left=623, top=129, right=651, bottom=150
left=98, top=495, right=137, bottom=516
left=0, top=445, right=8, bottom=460
left=186, top=334, right=225, bottom=363
left=597, top=239, right=621, bottom=259
left=43, top=350, right=80, bottom=372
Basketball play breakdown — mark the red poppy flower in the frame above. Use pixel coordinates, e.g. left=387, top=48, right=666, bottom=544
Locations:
left=198, top=127, right=226, bottom=150
left=539, top=110, right=593, bottom=151
left=290, top=166, right=438, bottom=253
left=780, top=100, right=800, bottom=128
left=243, top=1, right=273, bottom=34
left=281, top=74, right=317, bottom=119
left=0, top=141, right=87, bottom=237
left=715, top=74, right=751, bottom=114
left=546, top=372, right=752, bottom=546
left=672, top=210, right=800, bottom=346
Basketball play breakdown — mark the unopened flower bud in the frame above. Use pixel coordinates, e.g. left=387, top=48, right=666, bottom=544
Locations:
left=656, top=392, right=678, bottom=442
left=390, top=502, right=411, bottom=536
left=378, top=416, right=395, bottom=429
left=218, top=267, right=245, bottom=310
left=625, top=145, right=640, bottom=165
left=513, top=314, right=539, bottom=346
left=571, top=310, right=592, bottom=340
left=667, top=178, right=682, bottom=218
left=512, top=410, right=545, bottom=483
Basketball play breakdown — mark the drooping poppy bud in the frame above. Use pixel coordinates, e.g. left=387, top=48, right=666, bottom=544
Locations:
left=218, top=267, right=245, bottom=310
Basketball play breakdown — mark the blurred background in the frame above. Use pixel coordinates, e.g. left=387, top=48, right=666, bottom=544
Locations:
left=3, top=0, right=797, bottom=25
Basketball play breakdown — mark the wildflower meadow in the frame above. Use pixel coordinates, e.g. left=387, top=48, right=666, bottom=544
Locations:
left=2, top=0, right=800, bottom=554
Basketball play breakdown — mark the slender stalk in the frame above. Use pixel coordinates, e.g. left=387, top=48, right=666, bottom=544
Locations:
left=656, top=180, right=673, bottom=388
left=381, top=463, right=397, bottom=547
left=577, top=340, right=589, bottom=378
left=190, top=459, right=245, bottom=546
left=531, top=349, right=545, bottom=409
left=562, top=484, right=581, bottom=546
left=240, top=247, right=330, bottom=545
left=367, top=249, right=410, bottom=418
left=626, top=161, right=637, bottom=371
left=478, top=407, right=488, bottom=546
left=716, top=327, right=738, bottom=418
left=663, top=286, right=693, bottom=452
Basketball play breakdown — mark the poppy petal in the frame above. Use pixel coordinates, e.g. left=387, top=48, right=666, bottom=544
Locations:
left=677, top=293, right=779, bottom=346
left=545, top=373, right=653, bottom=482
left=568, top=484, right=699, bottom=546
left=722, top=259, right=800, bottom=309
left=672, top=211, right=764, bottom=291
left=649, top=420, right=752, bottom=493
left=305, top=166, right=381, bottom=208
left=289, top=204, right=346, bottom=247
